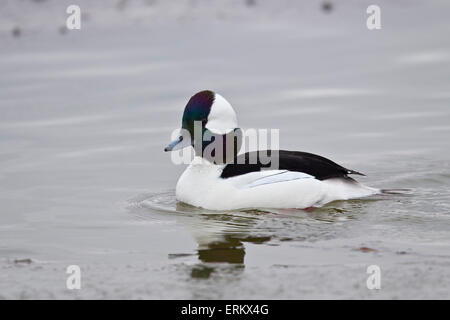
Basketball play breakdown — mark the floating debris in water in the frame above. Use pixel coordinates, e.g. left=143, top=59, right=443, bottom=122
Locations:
left=357, top=247, right=378, bottom=253
left=14, top=258, right=33, bottom=264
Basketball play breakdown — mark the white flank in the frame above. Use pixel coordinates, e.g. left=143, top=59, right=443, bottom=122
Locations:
left=175, top=158, right=379, bottom=210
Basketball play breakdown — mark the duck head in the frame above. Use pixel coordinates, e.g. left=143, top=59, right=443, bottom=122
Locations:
left=164, top=90, right=242, bottom=164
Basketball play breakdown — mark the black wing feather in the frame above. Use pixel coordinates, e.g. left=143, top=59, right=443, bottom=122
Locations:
left=220, top=150, right=364, bottom=181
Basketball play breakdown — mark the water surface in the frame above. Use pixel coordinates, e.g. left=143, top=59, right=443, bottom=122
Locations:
left=0, top=1, right=450, bottom=299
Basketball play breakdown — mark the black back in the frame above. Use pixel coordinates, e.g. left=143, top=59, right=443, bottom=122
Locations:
left=220, top=150, right=364, bottom=181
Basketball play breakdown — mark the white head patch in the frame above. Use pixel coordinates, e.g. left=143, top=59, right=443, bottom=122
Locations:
left=205, top=93, right=238, bottom=134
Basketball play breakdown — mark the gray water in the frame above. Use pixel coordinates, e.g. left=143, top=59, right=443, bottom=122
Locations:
left=1, top=0, right=450, bottom=299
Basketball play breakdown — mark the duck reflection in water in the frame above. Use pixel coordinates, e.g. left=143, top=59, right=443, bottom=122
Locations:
left=167, top=198, right=373, bottom=279
left=175, top=203, right=271, bottom=279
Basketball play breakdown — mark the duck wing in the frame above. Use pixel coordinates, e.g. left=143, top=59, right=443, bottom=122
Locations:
left=220, top=150, right=364, bottom=181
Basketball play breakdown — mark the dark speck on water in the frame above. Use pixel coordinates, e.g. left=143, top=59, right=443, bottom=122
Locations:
left=321, top=2, right=333, bottom=13
left=246, top=0, right=257, bottom=7
left=11, top=27, right=21, bottom=37
left=58, top=26, right=68, bottom=35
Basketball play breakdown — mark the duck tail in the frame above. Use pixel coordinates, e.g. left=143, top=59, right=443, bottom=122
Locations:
left=347, top=169, right=365, bottom=176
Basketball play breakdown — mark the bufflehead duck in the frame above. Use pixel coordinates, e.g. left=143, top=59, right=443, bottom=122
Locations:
left=164, top=90, right=379, bottom=210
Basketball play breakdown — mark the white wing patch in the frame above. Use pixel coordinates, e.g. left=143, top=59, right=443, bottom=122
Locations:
left=227, top=170, right=314, bottom=189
